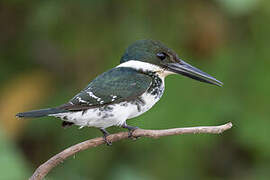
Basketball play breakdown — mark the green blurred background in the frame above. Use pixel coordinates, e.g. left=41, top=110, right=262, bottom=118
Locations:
left=1, top=0, right=269, bottom=179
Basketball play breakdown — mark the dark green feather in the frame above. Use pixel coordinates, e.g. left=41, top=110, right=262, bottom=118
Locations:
left=60, top=67, right=152, bottom=111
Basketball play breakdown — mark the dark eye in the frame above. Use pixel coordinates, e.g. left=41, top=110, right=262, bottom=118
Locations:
left=156, top=52, right=167, bottom=60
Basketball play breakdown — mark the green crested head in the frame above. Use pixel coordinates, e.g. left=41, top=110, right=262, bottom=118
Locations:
left=120, top=39, right=223, bottom=87
left=120, top=39, right=179, bottom=66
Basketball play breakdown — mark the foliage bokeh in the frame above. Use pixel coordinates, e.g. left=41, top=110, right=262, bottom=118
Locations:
left=0, top=0, right=269, bottom=179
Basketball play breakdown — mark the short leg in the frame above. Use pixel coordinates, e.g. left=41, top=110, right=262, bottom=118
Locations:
left=122, top=122, right=139, bottom=139
left=100, top=128, right=112, bottom=146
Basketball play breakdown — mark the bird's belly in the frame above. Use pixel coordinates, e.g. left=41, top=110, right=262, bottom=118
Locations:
left=51, top=89, right=163, bottom=129
left=51, top=101, right=148, bottom=128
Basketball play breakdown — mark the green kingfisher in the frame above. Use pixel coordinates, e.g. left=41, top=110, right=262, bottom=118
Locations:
left=16, top=39, right=223, bottom=145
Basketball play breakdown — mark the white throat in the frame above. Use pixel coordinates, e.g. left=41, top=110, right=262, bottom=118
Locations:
left=117, top=60, right=175, bottom=78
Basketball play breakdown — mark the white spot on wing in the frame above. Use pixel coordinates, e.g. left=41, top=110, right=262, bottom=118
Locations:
left=87, top=91, right=100, bottom=100
left=110, top=95, right=118, bottom=102
left=76, top=97, right=87, bottom=104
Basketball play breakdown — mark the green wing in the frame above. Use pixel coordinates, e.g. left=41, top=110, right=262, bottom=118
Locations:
left=60, top=67, right=152, bottom=111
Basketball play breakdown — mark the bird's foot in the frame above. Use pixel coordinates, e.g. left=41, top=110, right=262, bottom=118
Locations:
left=122, top=123, right=139, bottom=140
left=103, top=136, right=112, bottom=146
left=100, top=128, right=112, bottom=146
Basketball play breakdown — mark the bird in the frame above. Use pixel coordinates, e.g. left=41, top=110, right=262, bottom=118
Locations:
left=16, top=39, right=223, bottom=145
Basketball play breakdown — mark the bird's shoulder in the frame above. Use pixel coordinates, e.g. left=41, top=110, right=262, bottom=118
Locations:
left=60, top=67, right=153, bottom=111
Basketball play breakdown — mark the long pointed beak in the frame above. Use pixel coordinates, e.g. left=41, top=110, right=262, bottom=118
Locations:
left=166, top=59, right=223, bottom=87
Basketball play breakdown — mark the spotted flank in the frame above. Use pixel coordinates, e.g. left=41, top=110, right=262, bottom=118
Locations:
left=51, top=91, right=163, bottom=128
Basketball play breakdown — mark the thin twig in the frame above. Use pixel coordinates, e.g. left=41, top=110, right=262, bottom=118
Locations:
left=29, top=122, right=232, bottom=180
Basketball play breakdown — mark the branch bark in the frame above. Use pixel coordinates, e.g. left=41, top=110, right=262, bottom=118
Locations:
left=29, top=122, right=233, bottom=180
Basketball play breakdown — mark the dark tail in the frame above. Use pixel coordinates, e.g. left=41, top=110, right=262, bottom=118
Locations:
left=16, top=108, right=67, bottom=118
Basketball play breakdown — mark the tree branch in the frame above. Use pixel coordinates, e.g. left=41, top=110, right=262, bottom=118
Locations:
left=29, top=122, right=232, bottom=180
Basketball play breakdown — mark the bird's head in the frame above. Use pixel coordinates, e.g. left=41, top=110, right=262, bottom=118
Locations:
left=120, top=39, right=223, bottom=87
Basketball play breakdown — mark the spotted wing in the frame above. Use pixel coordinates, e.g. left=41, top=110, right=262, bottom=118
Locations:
left=60, top=67, right=152, bottom=111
